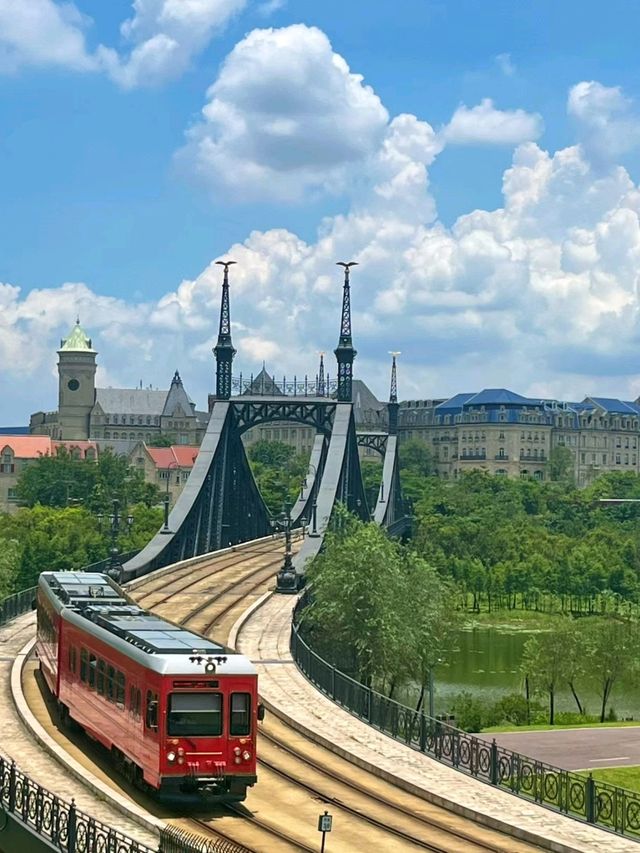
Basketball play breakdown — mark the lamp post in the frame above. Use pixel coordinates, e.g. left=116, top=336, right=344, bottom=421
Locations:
left=274, top=500, right=298, bottom=593
left=161, top=461, right=181, bottom=533
left=98, top=498, right=133, bottom=581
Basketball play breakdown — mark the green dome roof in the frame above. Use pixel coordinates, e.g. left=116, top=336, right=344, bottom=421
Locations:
left=60, top=319, right=95, bottom=352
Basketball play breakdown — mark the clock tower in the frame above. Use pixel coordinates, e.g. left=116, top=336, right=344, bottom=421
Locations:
left=57, top=319, right=97, bottom=440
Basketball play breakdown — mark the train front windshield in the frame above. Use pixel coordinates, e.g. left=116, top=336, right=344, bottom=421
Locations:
left=168, top=693, right=222, bottom=736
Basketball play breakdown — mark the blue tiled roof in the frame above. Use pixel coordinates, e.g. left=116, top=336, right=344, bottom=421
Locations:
left=464, top=388, right=541, bottom=407
left=436, top=393, right=476, bottom=413
left=587, top=397, right=638, bottom=415
left=0, top=426, right=29, bottom=434
left=624, top=401, right=640, bottom=415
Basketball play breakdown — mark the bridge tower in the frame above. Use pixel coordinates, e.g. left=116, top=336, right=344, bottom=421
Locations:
left=334, top=262, right=358, bottom=402
left=213, top=260, right=236, bottom=400
left=388, top=351, right=400, bottom=435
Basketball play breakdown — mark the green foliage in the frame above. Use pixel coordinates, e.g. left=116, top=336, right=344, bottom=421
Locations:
left=451, top=691, right=485, bottom=732
left=304, top=506, right=454, bottom=700
left=547, top=445, right=575, bottom=483
left=0, top=506, right=105, bottom=590
left=147, top=434, right=176, bottom=447
left=409, top=471, right=640, bottom=611
left=247, top=440, right=310, bottom=515
left=16, top=447, right=161, bottom=512
left=360, top=460, right=382, bottom=509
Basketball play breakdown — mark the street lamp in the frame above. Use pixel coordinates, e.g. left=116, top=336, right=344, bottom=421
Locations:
left=273, top=501, right=298, bottom=594
left=97, top=498, right=133, bottom=581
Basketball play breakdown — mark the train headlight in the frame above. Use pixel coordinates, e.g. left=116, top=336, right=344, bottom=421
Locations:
left=167, top=751, right=176, bottom=763
left=233, top=747, right=241, bottom=756
left=242, top=751, right=251, bottom=761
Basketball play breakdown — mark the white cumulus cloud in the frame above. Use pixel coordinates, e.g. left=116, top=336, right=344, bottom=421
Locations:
left=6, top=66, right=640, bottom=420
left=177, top=24, right=390, bottom=200
left=443, top=98, right=543, bottom=145
left=568, top=80, right=640, bottom=160
left=98, top=0, right=246, bottom=88
left=0, top=0, right=96, bottom=73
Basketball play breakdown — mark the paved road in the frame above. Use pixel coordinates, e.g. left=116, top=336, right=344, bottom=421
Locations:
left=478, top=727, right=640, bottom=770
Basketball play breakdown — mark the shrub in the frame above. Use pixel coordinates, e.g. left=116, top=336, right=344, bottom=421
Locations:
left=451, top=691, right=485, bottom=732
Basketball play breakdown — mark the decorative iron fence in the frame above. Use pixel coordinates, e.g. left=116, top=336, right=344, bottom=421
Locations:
left=160, top=826, right=250, bottom=853
left=231, top=373, right=338, bottom=398
left=0, top=756, right=155, bottom=853
left=0, top=586, right=37, bottom=627
left=291, top=595, right=640, bottom=840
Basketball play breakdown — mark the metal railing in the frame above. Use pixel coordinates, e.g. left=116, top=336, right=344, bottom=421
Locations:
left=0, top=756, right=155, bottom=853
left=232, top=373, right=338, bottom=397
left=0, top=586, right=37, bottom=627
left=160, top=826, right=250, bottom=853
left=291, top=596, right=640, bottom=840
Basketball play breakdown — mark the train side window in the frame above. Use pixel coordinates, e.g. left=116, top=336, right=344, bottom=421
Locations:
left=69, top=646, right=76, bottom=674
left=230, top=693, right=251, bottom=736
left=89, top=654, right=96, bottom=689
left=116, top=671, right=125, bottom=707
left=146, top=691, right=158, bottom=731
left=97, top=659, right=105, bottom=695
left=136, top=689, right=142, bottom=718
left=107, top=665, right=115, bottom=702
left=80, top=648, right=88, bottom=682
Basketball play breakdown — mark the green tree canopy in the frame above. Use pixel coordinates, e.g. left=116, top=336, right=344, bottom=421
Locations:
left=16, top=447, right=161, bottom=512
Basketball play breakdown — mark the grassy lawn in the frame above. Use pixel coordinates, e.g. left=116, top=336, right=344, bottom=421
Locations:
left=483, top=720, right=640, bottom=733
left=578, top=765, right=640, bottom=793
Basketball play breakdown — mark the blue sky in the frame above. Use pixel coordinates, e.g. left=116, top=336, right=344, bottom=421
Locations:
left=3, top=0, right=640, bottom=423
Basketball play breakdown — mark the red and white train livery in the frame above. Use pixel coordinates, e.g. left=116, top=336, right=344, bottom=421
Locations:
left=36, top=571, right=261, bottom=801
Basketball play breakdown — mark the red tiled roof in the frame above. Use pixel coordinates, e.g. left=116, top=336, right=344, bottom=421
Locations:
left=0, top=436, right=98, bottom=459
left=145, top=445, right=199, bottom=469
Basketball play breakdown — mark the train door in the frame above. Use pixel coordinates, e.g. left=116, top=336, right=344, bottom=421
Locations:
left=143, top=688, right=161, bottom=786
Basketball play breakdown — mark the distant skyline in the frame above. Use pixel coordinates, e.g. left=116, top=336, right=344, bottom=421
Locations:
left=4, top=1, right=640, bottom=424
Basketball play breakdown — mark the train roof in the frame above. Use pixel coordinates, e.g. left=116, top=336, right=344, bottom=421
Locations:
left=38, top=572, right=255, bottom=676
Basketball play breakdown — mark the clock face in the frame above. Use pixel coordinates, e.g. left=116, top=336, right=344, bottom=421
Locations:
left=67, top=378, right=80, bottom=391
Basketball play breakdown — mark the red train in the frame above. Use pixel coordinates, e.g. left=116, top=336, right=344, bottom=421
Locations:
left=36, top=571, right=262, bottom=801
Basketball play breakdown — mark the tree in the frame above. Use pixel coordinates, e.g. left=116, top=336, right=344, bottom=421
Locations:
left=0, top=538, right=21, bottom=598
left=548, top=445, right=575, bottom=483
left=147, top=434, right=176, bottom=447
left=360, top=460, right=383, bottom=509
left=405, top=551, right=459, bottom=712
left=248, top=440, right=295, bottom=469
left=305, top=507, right=408, bottom=688
left=16, top=447, right=161, bottom=512
left=521, top=623, right=572, bottom=724
left=399, top=438, right=435, bottom=477
left=585, top=617, right=639, bottom=722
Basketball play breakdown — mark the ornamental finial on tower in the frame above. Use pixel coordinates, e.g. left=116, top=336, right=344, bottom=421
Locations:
left=388, top=351, right=401, bottom=434
left=213, top=260, right=237, bottom=399
left=317, top=351, right=325, bottom=397
left=334, top=262, right=358, bottom=402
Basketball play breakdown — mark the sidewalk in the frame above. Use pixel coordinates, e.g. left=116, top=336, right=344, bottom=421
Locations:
left=238, top=593, right=640, bottom=853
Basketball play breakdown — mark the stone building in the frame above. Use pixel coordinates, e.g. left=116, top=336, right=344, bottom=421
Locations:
left=398, top=389, right=640, bottom=486
left=30, top=321, right=208, bottom=449
left=128, top=443, right=200, bottom=508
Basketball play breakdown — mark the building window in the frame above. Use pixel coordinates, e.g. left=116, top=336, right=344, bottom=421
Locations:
left=616, top=454, right=621, bottom=464
left=7, top=488, right=18, bottom=502
left=625, top=454, right=629, bottom=465
left=602, top=454, right=607, bottom=465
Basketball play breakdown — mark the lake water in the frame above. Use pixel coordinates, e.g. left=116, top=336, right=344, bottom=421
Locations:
left=426, top=626, right=640, bottom=721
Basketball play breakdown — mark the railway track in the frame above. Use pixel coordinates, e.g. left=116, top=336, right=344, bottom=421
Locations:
left=19, top=542, right=548, bottom=852
left=131, top=544, right=546, bottom=853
